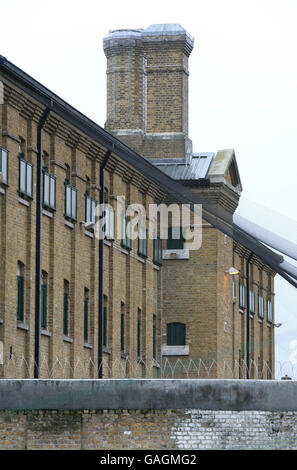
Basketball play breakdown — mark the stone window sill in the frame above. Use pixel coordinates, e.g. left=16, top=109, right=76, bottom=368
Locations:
left=41, top=329, right=51, bottom=337
left=63, top=335, right=73, bottom=343
left=162, top=345, right=189, bottom=356
left=162, top=249, right=189, bottom=260
left=103, top=346, right=111, bottom=355
left=17, top=321, right=29, bottom=331
left=0, top=318, right=3, bottom=325
left=84, top=230, right=94, bottom=238
left=18, top=197, right=30, bottom=207
left=42, top=209, right=54, bottom=219
left=153, top=264, right=161, bottom=271
left=64, top=219, right=75, bottom=229
left=121, top=352, right=129, bottom=359
left=84, top=342, right=93, bottom=349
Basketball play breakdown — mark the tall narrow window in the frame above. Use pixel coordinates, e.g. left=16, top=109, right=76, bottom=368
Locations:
left=258, top=294, right=264, bottom=319
left=137, top=308, right=141, bottom=358
left=84, top=288, right=89, bottom=342
left=153, top=237, right=162, bottom=265
left=167, top=322, right=186, bottom=346
left=104, top=206, right=115, bottom=239
left=43, top=169, right=56, bottom=210
left=85, top=192, right=96, bottom=225
left=267, top=300, right=272, bottom=323
left=65, top=181, right=77, bottom=220
left=239, top=282, right=245, bottom=308
left=167, top=227, right=184, bottom=250
left=0, top=147, right=8, bottom=185
left=17, top=262, right=24, bottom=322
left=138, top=223, right=148, bottom=258
left=41, top=271, right=48, bottom=329
left=18, top=155, right=33, bottom=198
left=63, top=280, right=69, bottom=336
left=121, top=215, right=132, bottom=250
left=103, top=296, right=108, bottom=348
left=153, top=314, right=157, bottom=359
left=120, top=302, right=125, bottom=353
left=232, top=278, right=236, bottom=303
left=249, top=290, right=255, bottom=314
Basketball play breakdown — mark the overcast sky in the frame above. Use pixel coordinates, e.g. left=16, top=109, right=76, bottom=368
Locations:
left=1, top=0, right=296, bottom=374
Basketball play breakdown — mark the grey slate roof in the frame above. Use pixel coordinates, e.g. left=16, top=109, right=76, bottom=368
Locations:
left=150, top=153, right=214, bottom=181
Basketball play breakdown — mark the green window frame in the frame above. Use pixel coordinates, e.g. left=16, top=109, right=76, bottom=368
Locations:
left=232, top=278, right=236, bottom=303
left=42, top=169, right=56, bottom=210
left=17, top=275, right=24, bottom=322
left=85, top=193, right=96, bottom=224
left=0, top=147, right=8, bottom=185
left=258, top=294, right=264, bottom=319
left=84, top=297, right=89, bottom=342
left=103, top=306, right=107, bottom=347
left=104, top=206, right=115, bottom=240
left=267, top=300, right=272, bottom=323
left=121, top=216, right=132, bottom=250
left=18, top=155, right=33, bottom=198
left=167, top=322, right=186, bottom=346
left=153, top=314, right=157, bottom=359
left=41, top=284, right=47, bottom=329
left=120, top=312, right=125, bottom=352
left=137, top=309, right=141, bottom=358
left=63, top=291, right=69, bottom=336
left=167, top=227, right=184, bottom=250
left=138, top=225, right=148, bottom=258
left=153, top=237, right=162, bottom=265
left=239, top=282, right=245, bottom=308
left=249, top=290, right=255, bottom=314
left=65, top=182, right=77, bottom=221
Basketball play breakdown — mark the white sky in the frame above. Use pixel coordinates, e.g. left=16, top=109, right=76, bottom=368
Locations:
left=1, top=0, right=297, bottom=371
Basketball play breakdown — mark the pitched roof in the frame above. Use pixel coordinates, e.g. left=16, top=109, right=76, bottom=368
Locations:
left=0, top=56, right=296, bottom=288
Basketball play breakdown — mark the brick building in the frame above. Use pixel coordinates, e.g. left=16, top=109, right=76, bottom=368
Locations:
left=0, top=24, right=291, bottom=379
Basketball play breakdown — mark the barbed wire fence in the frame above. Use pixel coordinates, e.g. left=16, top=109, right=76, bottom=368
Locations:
left=0, top=354, right=296, bottom=380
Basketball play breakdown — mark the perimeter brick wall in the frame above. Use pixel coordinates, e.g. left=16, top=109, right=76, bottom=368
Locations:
left=0, top=379, right=297, bottom=450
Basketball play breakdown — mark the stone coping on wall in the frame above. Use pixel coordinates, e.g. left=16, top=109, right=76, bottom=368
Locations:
left=0, top=379, right=297, bottom=412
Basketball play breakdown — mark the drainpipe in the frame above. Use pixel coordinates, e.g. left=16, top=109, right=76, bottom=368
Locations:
left=246, top=252, right=253, bottom=379
left=98, top=147, right=113, bottom=378
left=34, top=105, right=51, bottom=378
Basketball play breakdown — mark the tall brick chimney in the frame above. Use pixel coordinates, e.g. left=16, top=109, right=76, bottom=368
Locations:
left=103, top=24, right=194, bottom=159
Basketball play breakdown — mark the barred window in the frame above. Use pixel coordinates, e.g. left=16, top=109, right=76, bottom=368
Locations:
left=249, top=290, right=255, bottom=313
left=18, top=155, right=33, bottom=198
left=167, top=227, right=184, bottom=250
left=167, top=322, right=186, bottom=346
left=239, top=283, right=245, bottom=308
left=153, top=237, right=162, bottom=265
left=17, top=262, right=25, bottom=322
left=85, top=193, right=96, bottom=224
left=84, top=288, right=89, bottom=343
left=43, top=169, right=56, bottom=210
left=104, top=206, right=115, bottom=239
left=267, top=300, right=272, bottom=323
left=232, top=279, right=236, bottom=303
left=138, top=224, right=147, bottom=258
left=121, top=215, right=132, bottom=250
left=41, top=271, right=48, bottom=329
left=65, top=182, right=77, bottom=220
left=258, top=294, right=264, bottom=319
left=153, top=314, right=157, bottom=359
